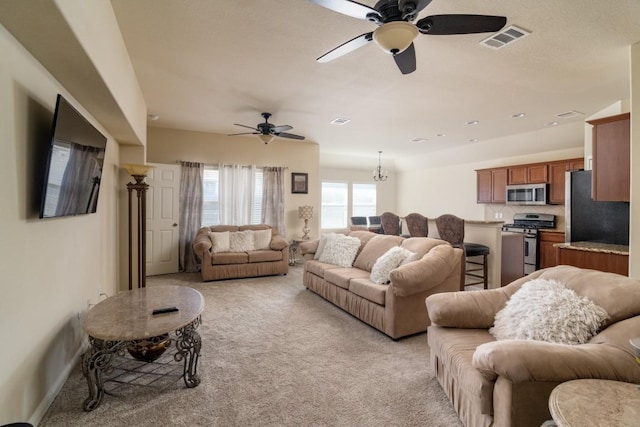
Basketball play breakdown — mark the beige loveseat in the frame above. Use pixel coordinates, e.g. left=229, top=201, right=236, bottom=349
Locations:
left=192, top=224, right=289, bottom=281
left=426, top=265, right=640, bottom=427
left=300, top=230, right=463, bottom=339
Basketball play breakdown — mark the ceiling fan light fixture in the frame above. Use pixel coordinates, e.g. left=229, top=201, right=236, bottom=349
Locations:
left=258, top=134, right=275, bottom=144
left=373, top=21, right=418, bottom=55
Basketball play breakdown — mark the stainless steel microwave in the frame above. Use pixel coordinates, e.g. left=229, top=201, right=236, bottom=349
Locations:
left=506, top=183, right=548, bottom=205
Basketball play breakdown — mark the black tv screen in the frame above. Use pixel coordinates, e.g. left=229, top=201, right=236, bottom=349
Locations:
left=39, top=95, right=107, bottom=218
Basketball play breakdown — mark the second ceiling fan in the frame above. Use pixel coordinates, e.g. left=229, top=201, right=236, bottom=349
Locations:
left=308, top=0, right=507, bottom=74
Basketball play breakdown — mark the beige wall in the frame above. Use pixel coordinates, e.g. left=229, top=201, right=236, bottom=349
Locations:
left=0, top=25, right=120, bottom=424
left=146, top=127, right=320, bottom=240
left=630, top=42, right=640, bottom=278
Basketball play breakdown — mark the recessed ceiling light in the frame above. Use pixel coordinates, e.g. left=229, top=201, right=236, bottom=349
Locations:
left=512, top=113, right=525, bottom=118
left=330, top=117, right=351, bottom=125
left=466, top=120, right=479, bottom=125
left=555, top=110, right=584, bottom=119
left=546, top=121, right=559, bottom=127
left=469, top=138, right=479, bottom=142
left=437, top=133, right=446, bottom=137
left=148, top=114, right=160, bottom=121
left=411, top=138, right=428, bottom=143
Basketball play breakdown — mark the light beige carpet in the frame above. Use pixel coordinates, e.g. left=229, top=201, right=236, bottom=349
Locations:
left=40, top=265, right=462, bottom=426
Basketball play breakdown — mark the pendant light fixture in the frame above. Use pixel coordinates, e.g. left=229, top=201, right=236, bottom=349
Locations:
left=373, top=151, right=388, bottom=182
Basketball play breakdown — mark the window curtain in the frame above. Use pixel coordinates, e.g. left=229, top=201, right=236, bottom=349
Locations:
left=179, top=161, right=203, bottom=272
left=262, top=167, right=286, bottom=234
left=219, top=164, right=257, bottom=225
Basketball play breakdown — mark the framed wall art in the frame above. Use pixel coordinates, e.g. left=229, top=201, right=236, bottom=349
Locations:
left=291, top=172, right=308, bottom=194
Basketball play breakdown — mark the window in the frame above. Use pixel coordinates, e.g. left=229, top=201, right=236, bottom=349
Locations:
left=202, top=165, right=263, bottom=226
left=352, top=183, right=377, bottom=217
left=321, top=181, right=348, bottom=228
left=321, top=181, right=378, bottom=229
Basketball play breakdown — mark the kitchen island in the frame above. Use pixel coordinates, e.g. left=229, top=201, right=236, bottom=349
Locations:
left=554, top=241, right=629, bottom=276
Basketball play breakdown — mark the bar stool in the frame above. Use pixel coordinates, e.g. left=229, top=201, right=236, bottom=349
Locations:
left=435, top=214, right=489, bottom=290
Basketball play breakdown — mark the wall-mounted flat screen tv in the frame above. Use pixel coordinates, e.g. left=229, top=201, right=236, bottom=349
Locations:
left=39, top=94, right=107, bottom=218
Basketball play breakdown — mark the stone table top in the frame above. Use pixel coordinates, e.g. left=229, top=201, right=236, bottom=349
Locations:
left=553, top=241, right=629, bottom=255
left=83, top=285, right=204, bottom=341
left=549, top=379, right=640, bottom=427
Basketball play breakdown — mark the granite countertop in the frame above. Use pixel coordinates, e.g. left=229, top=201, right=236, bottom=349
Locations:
left=553, top=241, right=629, bottom=255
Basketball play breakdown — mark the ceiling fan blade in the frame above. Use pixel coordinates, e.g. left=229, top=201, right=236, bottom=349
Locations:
left=393, top=42, right=416, bottom=74
left=307, top=0, right=382, bottom=21
left=272, top=125, right=293, bottom=133
left=275, top=132, right=305, bottom=140
left=317, top=32, right=373, bottom=63
left=399, top=0, right=432, bottom=20
left=233, top=123, right=258, bottom=131
left=228, top=131, right=259, bottom=136
left=417, top=14, right=507, bottom=35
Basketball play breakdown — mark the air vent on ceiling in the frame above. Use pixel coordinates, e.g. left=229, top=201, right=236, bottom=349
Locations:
left=480, top=25, right=530, bottom=49
left=555, top=110, right=584, bottom=119
left=330, top=117, right=351, bottom=125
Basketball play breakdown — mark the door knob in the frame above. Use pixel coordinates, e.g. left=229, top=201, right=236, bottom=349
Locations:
left=173, top=223, right=178, bottom=227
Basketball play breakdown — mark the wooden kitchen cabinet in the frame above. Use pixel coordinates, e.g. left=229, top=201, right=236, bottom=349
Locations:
left=557, top=247, right=629, bottom=276
left=508, top=164, right=548, bottom=185
left=477, top=168, right=507, bottom=203
left=588, top=112, right=630, bottom=202
left=538, top=231, right=565, bottom=269
left=548, top=158, right=584, bottom=204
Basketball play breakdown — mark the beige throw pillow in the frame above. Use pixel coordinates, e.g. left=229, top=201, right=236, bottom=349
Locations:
left=229, top=230, right=254, bottom=252
left=208, top=231, right=230, bottom=253
left=253, top=229, right=272, bottom=250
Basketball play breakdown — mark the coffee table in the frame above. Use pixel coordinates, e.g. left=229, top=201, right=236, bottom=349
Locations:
left=549, top=379, right=640, bottom=426
left=81, top=285, right=204, bottom=411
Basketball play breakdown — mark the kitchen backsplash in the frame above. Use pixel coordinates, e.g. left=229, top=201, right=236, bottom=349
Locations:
left=485, top=204, right=566, bottom=230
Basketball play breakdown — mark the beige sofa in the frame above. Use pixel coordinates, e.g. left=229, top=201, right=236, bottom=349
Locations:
left=192, top=224, right=289, bottom=281
left=426, top=265, right=640, bottom=427
left=300, top=230, right=463, bottom=339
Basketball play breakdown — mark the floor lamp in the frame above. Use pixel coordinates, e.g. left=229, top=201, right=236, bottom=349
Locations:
left=124, top=164, right=154, bottom=290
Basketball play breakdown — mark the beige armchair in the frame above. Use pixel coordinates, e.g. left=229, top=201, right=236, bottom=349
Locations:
left=425, top=265, right=640, bottom=427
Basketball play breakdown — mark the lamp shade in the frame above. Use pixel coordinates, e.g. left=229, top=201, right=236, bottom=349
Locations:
left=372, top=21, right=418, bottom=54
left=123, top=163, right=154, bottom=176
left=258, top=134, right=275, bottom=144
left=298, top=205, right=313, bottom=220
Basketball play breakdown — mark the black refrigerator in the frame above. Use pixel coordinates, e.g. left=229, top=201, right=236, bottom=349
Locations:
left=565, top=170, right=629, bottom=245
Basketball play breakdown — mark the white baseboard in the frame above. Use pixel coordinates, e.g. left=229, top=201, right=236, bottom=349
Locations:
left=28, top=342, right=87, bottom=426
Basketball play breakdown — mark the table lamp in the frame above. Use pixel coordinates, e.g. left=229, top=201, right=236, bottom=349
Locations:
left=298, top=205, right=313, bottom=240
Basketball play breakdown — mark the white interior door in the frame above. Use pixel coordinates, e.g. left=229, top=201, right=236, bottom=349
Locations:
left=146, top=163, right=180, bottom=275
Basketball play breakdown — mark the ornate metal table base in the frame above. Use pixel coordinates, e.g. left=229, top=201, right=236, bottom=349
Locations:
left=82, top=316, right=201, bottom=411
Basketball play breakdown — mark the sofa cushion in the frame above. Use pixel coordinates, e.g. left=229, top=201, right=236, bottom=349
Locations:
left=353, top=235, right=404, bottom=272
left=318, top=233, right=361, bottom=267
left=324, top=267, right=371, bottom=290
left=490, top=278, right=609, bottom=345
left=370, top=246, right=415, bottom=284
left=305, top=259, right=340, bottom=278
left=248, top=250, right=282, bottom=263
left=349, top=278, right=387, bottom=305
left=211, top=252, right=249, bottom=265
left=230, top=230, right=254, bottom=252
left=209, top=231, right=230, bottom=253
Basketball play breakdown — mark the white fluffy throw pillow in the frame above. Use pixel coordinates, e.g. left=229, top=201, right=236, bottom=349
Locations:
left=370, top=246, right=415, bottom=285
left=208, top=231, right=230, bottom=253
left=490, top=278, right=609, bottom=345
left=318, top=233, right=361, bottom=268
left=229, top=230, right=255, bottom=252
left=253, top=229, right=272, bottom=250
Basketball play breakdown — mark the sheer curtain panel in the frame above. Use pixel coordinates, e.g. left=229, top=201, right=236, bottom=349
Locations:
left=262, top=167, right=286, bottom=235
left=219, top=164, right=257, bottom=225
left=179, top=162, right=203, bottom=272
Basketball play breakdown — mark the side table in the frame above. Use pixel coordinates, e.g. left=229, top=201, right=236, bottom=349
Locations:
left=289, top=239, right=307, bottom=265
left=82, top=285, right=204, bottom=411
left=549, top=379, right=640, bottom=426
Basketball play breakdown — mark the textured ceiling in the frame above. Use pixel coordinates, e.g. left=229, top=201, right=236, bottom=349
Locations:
left=110, top=0, right=640, bottom=168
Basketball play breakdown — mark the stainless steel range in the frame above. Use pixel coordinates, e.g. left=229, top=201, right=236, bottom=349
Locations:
left=502, top=213, right=556, bottom=275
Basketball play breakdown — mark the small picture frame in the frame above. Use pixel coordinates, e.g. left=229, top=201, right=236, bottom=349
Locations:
left=291, top=172, right=308, bottom=194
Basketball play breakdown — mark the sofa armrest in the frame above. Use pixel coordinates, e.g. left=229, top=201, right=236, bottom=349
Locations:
left=473, top=340, right=640, bottom=384
left=269, top=234, right=289, bottom=251
left=389, top=245, right=462, bottom=297
left=426, top=287, right=511, bottom=329
left=192, top=228, right=212, bottom=258
left=298, top=239, right=319, bottom=256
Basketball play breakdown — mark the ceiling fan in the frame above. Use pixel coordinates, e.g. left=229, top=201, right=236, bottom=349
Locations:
left=308, top=0, right=507, bottom=74
left=228, top=112, right=306, bottom=144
